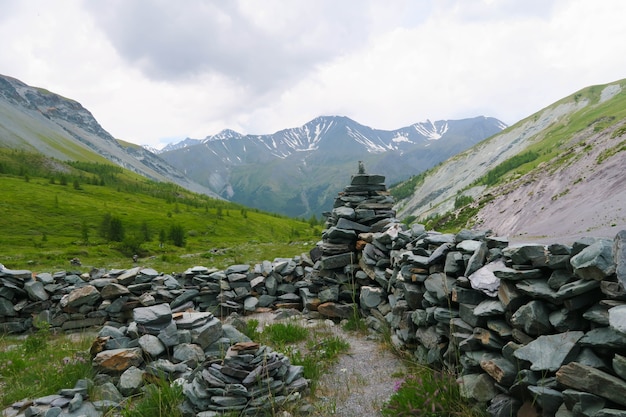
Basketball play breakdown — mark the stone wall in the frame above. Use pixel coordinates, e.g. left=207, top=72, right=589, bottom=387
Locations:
left=2, top=167, right=626, bottom=417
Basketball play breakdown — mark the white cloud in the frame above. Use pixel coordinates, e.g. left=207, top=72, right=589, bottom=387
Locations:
left=1, top=0, right=626, bottom=147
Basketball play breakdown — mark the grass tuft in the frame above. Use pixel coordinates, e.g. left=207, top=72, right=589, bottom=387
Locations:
left=0, top=327, right=94, bottom=407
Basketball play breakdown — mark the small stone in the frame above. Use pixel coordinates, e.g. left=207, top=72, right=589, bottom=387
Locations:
left=173, top=343, right=205, bottom=368
left=93, top=348, right=144, bottom=374
left=24, top=280, right=48, bottom=301
left=360, top=286, right=385, bottom=309
left=458, top=373, right=497, bottom=402
left=510, top=300, right=552, bottom=336
left=138, top=334, right=166, bottom=358
left=118, top=366, right=145, bottom=396
left=317, top=302, right=356, bottom=319
left=609, top=305, right=626, bottom=335
left=100, top=283, right=130, bottom=299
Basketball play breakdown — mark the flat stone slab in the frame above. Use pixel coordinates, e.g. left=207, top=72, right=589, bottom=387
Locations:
left=514, top=332, right=584, bottom=371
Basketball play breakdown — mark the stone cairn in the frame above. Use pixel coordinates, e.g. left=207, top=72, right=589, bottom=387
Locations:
left=2, top=164, right=626, bottom=417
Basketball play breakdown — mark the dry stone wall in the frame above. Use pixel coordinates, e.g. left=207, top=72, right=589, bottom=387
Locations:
left=2, top=167, right=626, bottom=417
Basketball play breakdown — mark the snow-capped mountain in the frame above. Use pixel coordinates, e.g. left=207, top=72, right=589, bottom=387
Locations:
left=156, top=115, right=506, bottom=218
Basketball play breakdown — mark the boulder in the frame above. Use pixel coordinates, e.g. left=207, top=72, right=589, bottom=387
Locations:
left=570, top=240, right=616, bottom=281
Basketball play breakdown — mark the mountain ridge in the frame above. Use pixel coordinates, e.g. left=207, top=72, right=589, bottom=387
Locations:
left=0, top=73, right=220, bottom=199
left=157, top=114, right=506, bottom=217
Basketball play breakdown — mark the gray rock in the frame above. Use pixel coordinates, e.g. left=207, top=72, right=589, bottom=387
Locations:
left=94, top=381, right=123, bottom=403
left=424, top=272, right=456, bottom=303
left=336, top=217, right=371, bottom=233
left=133, top=303, right=172, bottom=327
left=609, top=305, right=626, bottom=334
left=43, top=407, right=62, bottom=417
left=465, top=241, right=488, bottom=277
left=100, top=283, right=130, bottom=299
left=360, top=286, right=385, bottom=309
left=615, top=230, right=626, bottom=287
left=571, top=239, right=616, bottom=280
left=514, top=332, right=584, bottom=371
left=61, top=285, right=101, bottom=308
left=503, top=244, right=547, bottom=266
left=402, top=282, right=424, bottom=309
left=614, top=354, right=626, bottom=380
left=221, top=324, right=251, bottom=344
left=480, top=355, right=519, bottom=386
left=468, top=262, right=501, bottom=297
left=158, top=320, right=180, bottom=348
left=0, top=297, right=16, bottom=317
left=575, top=347, right=611, bottom=371
left=258, top=294, right=276, bottom=308
left=474, top=299, right=505, bottom=316
left=138, top=334, right=166, bottom=358
left=265, top=274, right=278, bottom=296
left=510, top=300, right=552, bottom=336
left=244, top=296, right=259, bottom=312
left=118, top=366, right=145, bottom=396
left=579, top=327, right=626, bottom=349
left=424, top=233, right=455, bottom=245
left=333, top=206, right=356, bottom=219
left=175, top=311, right=214, bottom=329
left=24, top=280, right=48, bottom=301
left=320, top=252, right=357, bottom=269
left=444, top=251, right=464, bottom=276
left=116, top=267, right=141, bottom=285
left=325, top=227, right=357, bottom=242
left=428, top=242, right=454, bottom=265
left=592, top=409, right=626, bottom=417
left=173, top=343, right=205, bottom=367
left=492, top=264, right=544, bottom=281
left=191, top=317, right=223, bottom=349
left=549, top=308, right=585, bottom=332
left=458, top=373, right=497, bottom=402
left=557, top=362, right=626, bottom=407
left=487, top=394, right=521, bottom=417
left=318, top=286, right=339, bottom=303
left=170, top=289, right=200, bottom=309
left=527, top=386, right=563, bottom=416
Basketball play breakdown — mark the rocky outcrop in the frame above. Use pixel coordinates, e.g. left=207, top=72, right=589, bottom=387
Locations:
left=2, top=166, right=626, bottom=417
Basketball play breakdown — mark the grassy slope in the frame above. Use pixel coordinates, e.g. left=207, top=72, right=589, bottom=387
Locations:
left=392, top=79, right=626, bottom=231
left=0, top=154, right=320, bottom=272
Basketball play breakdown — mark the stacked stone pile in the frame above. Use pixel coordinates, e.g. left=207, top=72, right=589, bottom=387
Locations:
left=306, top=165, right=398, bottom=319
left=372, top=228, right=626, bottom=417
left=88, top=304, right=308, bottom=415
left=0, top=256, right=313, bottom=334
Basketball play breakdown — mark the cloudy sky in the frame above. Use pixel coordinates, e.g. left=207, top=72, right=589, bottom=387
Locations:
left=2, top=0, right=626, bottom=148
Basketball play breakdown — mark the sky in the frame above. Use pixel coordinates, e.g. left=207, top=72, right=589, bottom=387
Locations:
left=2, top=0, right=626, bottom=149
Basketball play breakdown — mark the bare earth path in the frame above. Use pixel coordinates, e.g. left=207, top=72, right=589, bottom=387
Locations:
left=246, top=312, right=407, bottom=417
left=310, top=330, right=406, bottom=417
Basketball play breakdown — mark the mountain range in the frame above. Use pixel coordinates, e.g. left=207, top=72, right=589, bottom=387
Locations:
left=2, top=71, right=623, bottom=244
left=156, top=115, right=506, bottom=218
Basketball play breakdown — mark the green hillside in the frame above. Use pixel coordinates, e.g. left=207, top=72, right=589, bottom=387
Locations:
left=391, top=79, right=626, bottom=235
left=0, top=149, right=321, bottom=271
